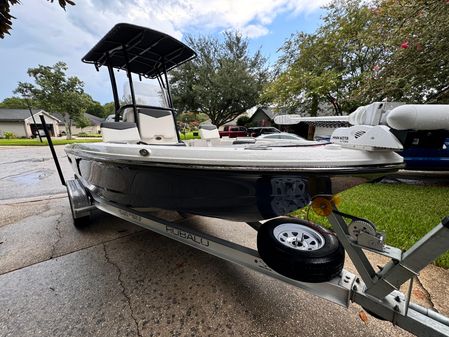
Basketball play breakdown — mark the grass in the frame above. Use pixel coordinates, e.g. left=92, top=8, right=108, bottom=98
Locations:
left=0, top=138, right=102, bottom=146
left=291, top=182, right=449, bottom=268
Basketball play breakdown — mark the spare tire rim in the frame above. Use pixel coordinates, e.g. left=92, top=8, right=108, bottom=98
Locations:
left=273, top=223, right=325, bottom=251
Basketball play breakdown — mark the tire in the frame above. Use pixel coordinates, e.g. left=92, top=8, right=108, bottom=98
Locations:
left=257, top=217, right=344, bottom=283
left=73, top=215, right=90, bottom=229
left=67, top=190, right=90, bottom=229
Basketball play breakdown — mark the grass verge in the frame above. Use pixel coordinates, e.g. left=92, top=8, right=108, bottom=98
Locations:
left=0, top=138, right=102, bottom=146
left=291, top=182, right=449, bottom=268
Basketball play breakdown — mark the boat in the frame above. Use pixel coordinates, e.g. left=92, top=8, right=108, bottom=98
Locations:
left=65, top=23, right=404, bottom=222
left=55, top=25, right=449, bottom=321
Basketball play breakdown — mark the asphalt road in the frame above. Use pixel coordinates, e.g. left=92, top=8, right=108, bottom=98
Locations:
left=0, top=145, right=446, bottom=337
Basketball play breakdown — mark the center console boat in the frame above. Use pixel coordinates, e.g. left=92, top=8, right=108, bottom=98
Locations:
left=51, top=24, right=449, bottom=336
left=65, top=23, right=404, bottom=222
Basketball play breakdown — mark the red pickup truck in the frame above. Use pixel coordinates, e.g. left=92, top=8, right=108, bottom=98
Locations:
left=219, top=125, right=248, bottom=138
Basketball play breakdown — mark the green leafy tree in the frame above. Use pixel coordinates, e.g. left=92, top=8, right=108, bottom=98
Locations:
left=15, top=61, right=90, bottom=139
left=356, top=0, right=449, bottom=104
left=265, top=0, right=449, bottom=115
left=85, top=100, right=105, bottom=118
left=171, top=32, right=268, bottom=127
left=1, top=0, right=75, bottom=39
left=236, top=116, right=250, bottom=126
left=74, top=113, right=90, bottom=129
left=103, top=102, right=115, bottom=117
left=0, top=96, right=31, bottom=109
left=265, top=0, right=384, bottom=115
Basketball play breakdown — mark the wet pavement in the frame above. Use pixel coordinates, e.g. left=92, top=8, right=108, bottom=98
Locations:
left=0, top=146, right=70, bottom=200
left=0, top=146, right=447, bottom=336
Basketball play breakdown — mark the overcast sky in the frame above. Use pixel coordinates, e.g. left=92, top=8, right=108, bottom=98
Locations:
left=0, top=0, right=327, bottom=104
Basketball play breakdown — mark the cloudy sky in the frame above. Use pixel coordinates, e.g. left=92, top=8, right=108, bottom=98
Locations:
left=1, top=0, right=327, bottom=104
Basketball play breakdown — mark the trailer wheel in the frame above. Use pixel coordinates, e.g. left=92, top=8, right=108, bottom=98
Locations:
left=257, top=217, right=344, bottom=283
left=66, top=179, right=91, bottom=229
left=73, top=215, right=90, bottom=228
left=68, top=196, right=90, bottom=228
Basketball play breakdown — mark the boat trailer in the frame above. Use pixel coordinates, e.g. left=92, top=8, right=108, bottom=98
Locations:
left=42, top=118, right=449, bottom=337
left=69, top=180, right=449, bottom=336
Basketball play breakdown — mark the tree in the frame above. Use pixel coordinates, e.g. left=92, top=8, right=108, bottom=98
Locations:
left=236, top=116, right=250, bottom=126
left=15, top=61, right=90, bottom=139
left=74, top=113, right=90, bottom=129
left=265, top=0, right=449, bottom=115
left=103, top=102, right=115, bottom=117
left=1, top=0, right=75, bottom=39
left=85, top=99, right=105, bottom=118
left=0, top=96, right=31, bottom=108
left=170, top=32, right=268, bottom=127
left=264, top=0, right=384, bottom=115
left=356, top=0, right=449, bottom=104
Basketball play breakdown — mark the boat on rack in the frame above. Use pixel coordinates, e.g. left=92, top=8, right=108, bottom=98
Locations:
left=65, top=23, right=403, bottom=222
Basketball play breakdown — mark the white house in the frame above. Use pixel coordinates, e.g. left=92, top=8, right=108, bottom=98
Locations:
left=0, top=108, right=62, bottom=138
left=51, top=112, right=103, bottom=135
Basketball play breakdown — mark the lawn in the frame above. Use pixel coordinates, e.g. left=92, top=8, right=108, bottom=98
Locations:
left=292, top=182, right=449, bottom=268
left=0, top=138, right=102, bottom=146
left=0, top=132, right=199, bottom=144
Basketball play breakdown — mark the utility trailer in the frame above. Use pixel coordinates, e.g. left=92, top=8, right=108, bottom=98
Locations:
left=42, top=118, right=449, bottom=337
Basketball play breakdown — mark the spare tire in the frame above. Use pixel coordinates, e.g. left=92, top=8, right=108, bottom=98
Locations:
left=257, top=217, right=344, bottom=283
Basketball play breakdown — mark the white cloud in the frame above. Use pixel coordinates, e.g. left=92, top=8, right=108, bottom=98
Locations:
left=0, top=0, right=327, bottom=103
left=240, top=24, right=270, bottom=38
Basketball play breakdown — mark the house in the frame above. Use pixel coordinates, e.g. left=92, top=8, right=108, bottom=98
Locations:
left=78, top=113, right=103, bottom=134
left=51, top=112, right=103, bottom=135
left=292, top=116, right=350, bottom=140
left=0, top=108, right=62, bottom=138
left=247, top=107, right=279, bottom=127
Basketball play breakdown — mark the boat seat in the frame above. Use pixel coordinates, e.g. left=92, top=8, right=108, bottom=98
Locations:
left=199, top=124, right=220, bottom=139
left=123, top=107, right=179, bottom=144
left=101, top=122, right=141, bottom=143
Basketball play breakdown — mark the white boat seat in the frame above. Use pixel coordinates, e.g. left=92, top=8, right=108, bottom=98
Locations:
left=199, top=124, right=220, bottom=139
left=123, top=107, right=179, bottom=144
left=122, top=108, right=135, bottom=123
left=101, top=122, right=141, bottom=143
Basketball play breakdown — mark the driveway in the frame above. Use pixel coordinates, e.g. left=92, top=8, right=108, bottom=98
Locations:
left=0, top=145, right=446, bottom=336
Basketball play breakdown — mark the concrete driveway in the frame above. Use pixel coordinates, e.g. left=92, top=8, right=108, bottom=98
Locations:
left=0, top=145, right=447, bottom=337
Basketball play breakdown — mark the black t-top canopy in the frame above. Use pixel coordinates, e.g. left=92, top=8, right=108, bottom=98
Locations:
left=82, top=23, right=196, bottom=78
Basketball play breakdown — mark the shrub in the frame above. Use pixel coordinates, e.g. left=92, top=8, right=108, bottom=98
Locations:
left=237, top=116, right=250, bottom=126
left=76, top=132, right=102, bottom=138
left=4, top=132, right=16, bottom=139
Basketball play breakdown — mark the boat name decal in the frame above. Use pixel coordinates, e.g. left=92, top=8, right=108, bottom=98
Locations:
left=165, top=226, right=210, bottom=247
left=332, top=135, right=349, bottom=143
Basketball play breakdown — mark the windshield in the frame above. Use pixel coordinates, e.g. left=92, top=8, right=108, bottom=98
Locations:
left=123, top=80, right=169, bottom=108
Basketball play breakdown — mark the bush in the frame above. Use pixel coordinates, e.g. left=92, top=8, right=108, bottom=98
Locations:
left=76, top=132, right=102, bottom=138
left=237, top=116, right=250, bottom=126
left=4, top=132, right=16, bottom=139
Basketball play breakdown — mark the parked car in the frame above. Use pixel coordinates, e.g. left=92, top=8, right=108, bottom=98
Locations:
left=219, top=125, right=248, bottom=138
left=247, top=127, right=280, bottom=137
